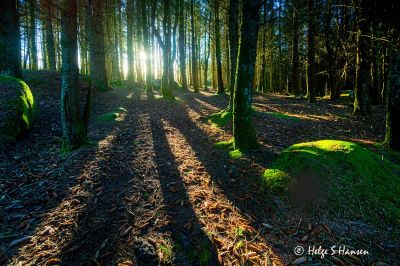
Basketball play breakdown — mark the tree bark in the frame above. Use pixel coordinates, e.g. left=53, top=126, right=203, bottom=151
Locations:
left=178, top=0, right=188, bottom=90
left=384, top=33, right=400, bottom=149
left=29, top=0, right=38, bottom=70
left=142, top=0, right=153, bottom=91
left=291, top=0, right=300, bottom=95
left=0, top=0, right=21, bottom=78
left=60, top=0, right=86, bottom=150
left=307, top=0, right=316, bottom=103
left=214, top=0, right=224, bottom=94
left=41, top=0, right=56, bottom=71
left=88, top=0, right=109, bottom=91
left=228, top=0, right=239, bottom=106
left=126, top=0, right=135, bottom=88
left=232, top=0, right=261, bottom=150
left=353, top=1, right=371, bottom=115
left=191, top=0, right=199, bottom=92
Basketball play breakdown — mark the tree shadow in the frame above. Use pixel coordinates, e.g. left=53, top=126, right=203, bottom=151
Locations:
left=153, top=102, right=286, bottom=263
left=149, top=114, right=219, bottom=265
left=1, top=93, right=130, bottom=264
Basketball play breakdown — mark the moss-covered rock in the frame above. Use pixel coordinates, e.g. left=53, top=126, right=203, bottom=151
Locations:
left=0, top=76, right=37, bottom=146
left=262, top=140, right=400, bottom=225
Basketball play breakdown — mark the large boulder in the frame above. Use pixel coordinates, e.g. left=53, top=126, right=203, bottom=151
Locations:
left=262, top=140, right=400, bottom=225
left=0, top=76, right=36, bottom=146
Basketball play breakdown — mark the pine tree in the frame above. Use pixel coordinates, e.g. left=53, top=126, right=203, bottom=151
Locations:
left=0, top=0, right=21, bottom=78
left=232, top=0, right=261, bottom=150
left=60, top=0, right=86, bottom=150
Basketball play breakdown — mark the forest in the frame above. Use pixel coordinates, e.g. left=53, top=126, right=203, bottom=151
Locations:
left=0, top=0, right=399, bottom=265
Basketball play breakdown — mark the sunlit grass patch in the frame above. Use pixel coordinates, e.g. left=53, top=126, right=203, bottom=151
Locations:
left=214, top=139, right=245, bottom=159
left=96, top=107, right=127, bottom=122
left=207, top=109, right=232, bottom=127
left=262, top=140, right=400, bottom=225
left=213, top=138, right=234, bottom=149
left=229, top=149, right=243, bottom=159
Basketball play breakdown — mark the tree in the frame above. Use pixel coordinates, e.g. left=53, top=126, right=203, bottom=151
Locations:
left=178, top=0, right=188, bottom=90
left=142, top=0, right=153, bottom=92
left=86, top=0, right=109, bottom=91
left=291, top=0, right=300, bottom=95
left=384, top=39, right=400, bottom=150
left=228, top=0, right=239, bottom=107
left=232, top=0, right=261, bottom=150
left=306, top=0, right=316, bottom=103
left=353, top=0, right=371, bottom=115
left=153, top=0, right=174, bottom=98
left=126, top=0, right=135, bottom=88
left=191, top=0, right=199, bottom=92
left=29, top=0, right=38, bottom=70
left=41, top=0, right=56, bottom=71
left=213, top=0, right=224, bottom=94
left=60, top=0, right=86, bottom=150
left=0, top=0, right=21, bottom=78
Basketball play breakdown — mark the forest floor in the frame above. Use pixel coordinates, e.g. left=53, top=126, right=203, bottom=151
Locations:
left=1, top=71, right=399, bottom=265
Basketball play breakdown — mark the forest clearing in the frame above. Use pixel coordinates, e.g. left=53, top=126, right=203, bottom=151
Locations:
left=1, top=0, right=400, bottom=265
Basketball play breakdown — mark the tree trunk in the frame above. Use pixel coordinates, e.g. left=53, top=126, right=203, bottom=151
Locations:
left=126, top=0, right=135, bottom=88
left=88, top=0, right=108, bottom=91
left=191, top=0, right=199, bottom=92
left=353, top=2, right=371, bottom=115
left=384, top=35, right=400, bottom=149
left=291, top=0, right=300, bottom=95
left=214, top=0, right=224, bottom=94
left=29, top=0, right=38, bottom=70
left=159, top=0, right=173, bottom=98
left=178, top=0, right=188, bottom=90
left=0, top=0, right=21, bottom=78
left=228, top=0, right=239, bottom=107
left=60, top=0, right=86, bottom=150
left=41, top=0, right=56, bottom=71
left=232, top=0, right=260, bottom=150
left=307, top=0, right=316, bottom=103
left=142, top=0, right=153, bottom=91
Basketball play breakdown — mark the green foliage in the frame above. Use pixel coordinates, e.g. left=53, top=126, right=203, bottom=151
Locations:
left=207, top=109, right=232, bottom=127
left=0, top=76, right=36, bottom=145
left=96, top=107, right=127, bottom=122
left=262, top=140, right=400, bottom=225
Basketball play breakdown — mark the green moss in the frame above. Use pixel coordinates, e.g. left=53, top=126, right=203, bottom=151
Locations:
left=207, top=109, right=232, bottom=127
left=158, top=244, right=173, bottom=263
left=213, top=138, right=234, bottom=149
left=96, top=107, right=127, bottom=122
left=0, top=76, right=36, bottom=144
left=213, top=139, right=245, bottom=159
left=229, top=149, right=244, bottom=159
left=262, top=140, right=400, bottom=225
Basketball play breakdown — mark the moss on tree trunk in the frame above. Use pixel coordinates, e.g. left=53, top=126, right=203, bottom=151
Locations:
left=232, top=0, right=260, bottom=151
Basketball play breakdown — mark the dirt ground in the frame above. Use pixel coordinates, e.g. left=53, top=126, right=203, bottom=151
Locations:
left=1, top=78, right=399, bottom=265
